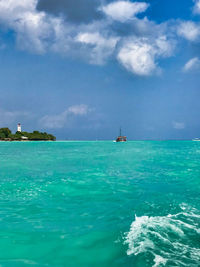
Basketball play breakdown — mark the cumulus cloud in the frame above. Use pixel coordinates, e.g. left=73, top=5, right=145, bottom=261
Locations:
left=0, top=0, right=59, bottom=53
left=0, top=0, right=177, bottom=76
left=40, top=104, right=91, bottom=129
left=101, top=1, right=149, bottom=22
left=177, top=21, right=200, bottom=41
left=193, top=0, right=200, bottom=14
left=0, top=0, right=118, bottom=63
left=173, top=121, right=185, bottom=130
left=183, top=57, right=200, bottom=72
left=76, top=32, right=119, bottom=64
left=118, top=40, right=156, bottom=76
left=117, top=36, right=174, bottom=76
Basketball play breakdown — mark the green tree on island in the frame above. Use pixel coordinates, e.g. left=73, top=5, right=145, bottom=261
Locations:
left=0, top=128, right=12, bottom=139
left=0, top=128, right=56, bottom=141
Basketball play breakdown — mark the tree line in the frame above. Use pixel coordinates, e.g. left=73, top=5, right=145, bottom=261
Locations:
left=0, top=128, right=56, bottom=141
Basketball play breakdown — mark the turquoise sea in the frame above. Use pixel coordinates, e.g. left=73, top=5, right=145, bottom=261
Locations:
left=0, top=141, right=200, bottom=266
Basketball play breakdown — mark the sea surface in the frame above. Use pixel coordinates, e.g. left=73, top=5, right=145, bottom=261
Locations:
left=0, top=141, right=200, bottom=266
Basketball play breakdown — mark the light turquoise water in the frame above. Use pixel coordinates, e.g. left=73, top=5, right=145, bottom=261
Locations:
left=0, top=141, right=200, bottom=266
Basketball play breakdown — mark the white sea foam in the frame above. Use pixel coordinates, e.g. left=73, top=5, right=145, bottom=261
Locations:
left=124, top=204, right=200, bottom=266
left=153, top=255, right=167, bottom=267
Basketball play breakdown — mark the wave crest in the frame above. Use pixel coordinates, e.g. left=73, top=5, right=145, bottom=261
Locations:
left=124, top=204, right=200, bottom=266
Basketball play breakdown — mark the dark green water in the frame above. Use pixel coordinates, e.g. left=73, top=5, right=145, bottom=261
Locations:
left=0, top=141, right=200, bottom=266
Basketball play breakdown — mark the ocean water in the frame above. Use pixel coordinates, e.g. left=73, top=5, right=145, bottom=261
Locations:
left=0, top=141, right=200, bottom=267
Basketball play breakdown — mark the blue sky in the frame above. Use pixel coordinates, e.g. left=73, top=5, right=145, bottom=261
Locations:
left=0, top=0, right=200, bottom=140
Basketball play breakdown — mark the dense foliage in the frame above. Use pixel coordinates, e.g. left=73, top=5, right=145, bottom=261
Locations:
left=0, top=128, right=56, bottom=141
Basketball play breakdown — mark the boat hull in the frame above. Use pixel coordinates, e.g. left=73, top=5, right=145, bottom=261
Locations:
left=116, top=136, right=127, bottom=142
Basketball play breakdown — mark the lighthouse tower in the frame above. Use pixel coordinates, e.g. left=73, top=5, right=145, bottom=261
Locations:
left=17, top=123, right=22, bottom=132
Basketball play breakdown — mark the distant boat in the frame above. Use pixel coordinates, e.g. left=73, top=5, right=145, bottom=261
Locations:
left=192, top=138, right=200, bottom=141
left=115, top=128, right=127, bottom=142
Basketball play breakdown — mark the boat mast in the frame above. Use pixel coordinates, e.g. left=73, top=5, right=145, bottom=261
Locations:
left=120, top=127, right=122, bottom=136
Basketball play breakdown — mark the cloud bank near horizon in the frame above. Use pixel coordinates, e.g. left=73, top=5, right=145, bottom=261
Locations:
left=40, top=104, right=92, bottom=129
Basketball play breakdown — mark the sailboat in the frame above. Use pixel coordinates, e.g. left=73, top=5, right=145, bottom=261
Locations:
left=115, top=128, right=127, bottom=142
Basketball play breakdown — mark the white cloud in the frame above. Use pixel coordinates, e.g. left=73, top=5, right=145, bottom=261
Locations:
left=0, top=0, right=36, bottom=18
left=177, top=21, right=200, bottom=41
left=118, top=40, right=156, bottom=76
left=0, top=0, right=58, bottom=53
left=193, top=0, right=200, bottom=14
left=173, top=121, right=185, bottom=130
left=68, top=104, right=90, bottom=115
left=183, top=57, right=200, bottom=72
left=40, top=105, right=91, bottom=129
left=155, top=35, right=174, bottom=57
left=0, top=0, right=177, bottom=76
left=0, top=0, right=120, bottom=62
left=117, top=36, right=174, bottom=76
left=76, top=32, right=119, bottom=64
left=101, top=1, right=149, bottom=22
left=40, top=111, right=68, bottom=129
left=0, top=108, right=30, bottom=126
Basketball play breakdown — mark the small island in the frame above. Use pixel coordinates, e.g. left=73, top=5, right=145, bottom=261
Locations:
left=0, top=127, right=56, bottom=141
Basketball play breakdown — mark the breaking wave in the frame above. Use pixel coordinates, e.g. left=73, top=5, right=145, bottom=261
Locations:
left=124, top=204, right=200, bottom=266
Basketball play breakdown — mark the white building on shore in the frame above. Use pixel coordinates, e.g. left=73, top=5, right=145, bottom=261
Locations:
left=17, top=123, right=21, bottom=132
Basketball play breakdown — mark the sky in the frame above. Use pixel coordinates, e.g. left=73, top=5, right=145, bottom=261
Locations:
left=0, top=0, right=200, bottom=140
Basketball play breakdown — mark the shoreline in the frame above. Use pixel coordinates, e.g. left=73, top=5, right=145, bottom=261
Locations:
left=0, top=140, right=55, bottom=142
left=0, top=139, right=196, bottom=142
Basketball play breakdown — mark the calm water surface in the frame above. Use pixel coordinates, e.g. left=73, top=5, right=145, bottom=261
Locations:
left=0, top=141, right=200, bottom=266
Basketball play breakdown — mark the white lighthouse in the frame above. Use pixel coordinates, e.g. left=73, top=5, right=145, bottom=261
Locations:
left=17, top=123, right=22, bottom=132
